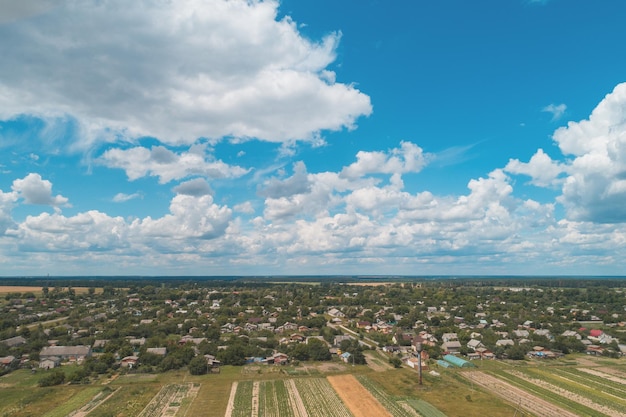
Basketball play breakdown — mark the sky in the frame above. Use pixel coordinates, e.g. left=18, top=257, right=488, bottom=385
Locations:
left=1, top=0, right=626, bottom=277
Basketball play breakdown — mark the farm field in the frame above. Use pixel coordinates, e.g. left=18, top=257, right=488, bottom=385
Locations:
left=458, top=355, right=626, bottom=417
left=0, top=285, right=103, bottom=295
left=2, top=356, right=626, bottom=416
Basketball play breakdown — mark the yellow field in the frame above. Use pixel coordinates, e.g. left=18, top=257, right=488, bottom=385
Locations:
left=0, top=286, right=44, bottom=294
left=0, top=286, right=103, bottom=295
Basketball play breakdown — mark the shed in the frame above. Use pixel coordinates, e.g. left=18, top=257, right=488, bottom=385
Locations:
left=443, top=354, right=475, bottom=368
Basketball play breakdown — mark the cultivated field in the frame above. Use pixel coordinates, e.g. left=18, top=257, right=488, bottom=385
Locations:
left=460, top=355, right=626, bottom=417
left=3, top=355, right=626, bottom=416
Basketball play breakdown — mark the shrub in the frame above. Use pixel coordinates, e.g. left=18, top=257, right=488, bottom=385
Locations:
left=39, top=369, right=65, bottom=387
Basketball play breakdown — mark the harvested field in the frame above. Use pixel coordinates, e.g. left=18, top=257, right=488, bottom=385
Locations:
left=463, top=371, right=579, bottom=417
left=327, top=374, right=392, bottom=417
left=0, top=286, right=103, bottom=295
left=0, top=286, right=43, bottom=294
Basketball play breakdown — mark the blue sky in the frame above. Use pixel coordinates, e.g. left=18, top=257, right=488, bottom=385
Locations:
left=1, top=0, right=626, bottom=276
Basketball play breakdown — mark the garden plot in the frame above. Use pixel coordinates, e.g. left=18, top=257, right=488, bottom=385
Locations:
left=227, top=378, right=352, bottom=417
left=463, top=371, right=580, bottom=417
left=295, top=378, right=353, bottom=417
left=137, top=383, right=199, bottom=417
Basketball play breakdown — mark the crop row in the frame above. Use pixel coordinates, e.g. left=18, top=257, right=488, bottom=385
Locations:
left=550, top=368, right=626, bottom=399
left=231, top=381, right=254, bottom=417
left=490, top=370, right=607, bottom=417
left=510, top=368, right=626, bottom=415
left=294, top=378, right=353, bottom=417
left=258, top=381, right=295, bottom=417
left=229, top=378, right=352, bottom=417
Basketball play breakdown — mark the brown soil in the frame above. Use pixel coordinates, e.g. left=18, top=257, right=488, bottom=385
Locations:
left=327, top=374, right=392, bottom=417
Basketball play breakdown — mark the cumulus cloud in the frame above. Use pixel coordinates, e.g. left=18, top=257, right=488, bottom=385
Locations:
left=543, top=103, right=567, bottom=120
left=0, top=189, right=18, bottom=233
left=133, top=195, right=231, bottom=240
left=11, top=193, right=232, bottom=259
left=16, top=210, right=128, bottom=252
left=0, top=0, right=371, bottom=147
left=11, top=173, right=69, bottom=208
left=173, top=178, right=213, bottom=197
left=505, top=148, right=564, bottom=187
left=550, top=83, right=626, bottom=222
left=100, top=144, right=249, bottom=183
left=258, top=161, right=311, bottom=198
left=340, top=141, right=429, bottom=179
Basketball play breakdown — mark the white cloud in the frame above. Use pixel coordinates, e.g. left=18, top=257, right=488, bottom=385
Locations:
left=340, top=141, right=429, bottom=179
left=172, top=178, right=213, bottom=197
left=0, top=189, right=18, bottom=233
left=11, top=173, right=70, bottom=208
left=258, top=161, right=311, bottom=198
left=505, top=148, right=564, bottom=187
left=133, top=195, right=231, bottom=240
left=16, top=210, right=128, bottom=252
left=542, top=103, right=567, bottom=120
left=100, top=144, right=249, bottom=183
left=112, top=192, right=142, bottom=203
left=7, top=118, right=626, bottom=274
left=550, top=83, right=626, bottom=222
left=0, top=0, right=371, bottom=147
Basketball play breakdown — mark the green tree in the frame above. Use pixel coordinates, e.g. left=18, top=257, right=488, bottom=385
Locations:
left=188, top=356, right=208, bottom=375
left=307, top=339, right=331, bottom=361
left=389, top=357, right=403, bottom=368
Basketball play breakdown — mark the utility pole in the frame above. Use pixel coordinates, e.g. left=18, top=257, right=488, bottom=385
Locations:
left=416, top=342, right=423, bottom=386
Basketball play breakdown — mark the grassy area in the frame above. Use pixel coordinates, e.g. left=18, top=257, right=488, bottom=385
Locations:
left=186, top=366, right=242, bottom=417
left=43, top=386, right=105, bottom=417
left=362, top=365, right=516, bottom=417
left=88, top=382, right=160, bottom=417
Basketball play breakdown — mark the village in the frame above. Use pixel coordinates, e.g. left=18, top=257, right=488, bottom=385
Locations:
left=1, top=278, right=625, bottom=381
